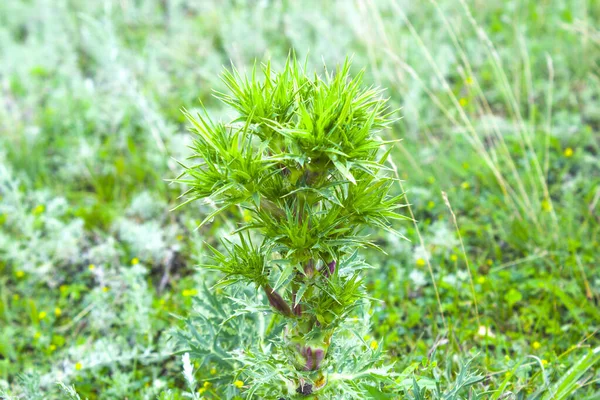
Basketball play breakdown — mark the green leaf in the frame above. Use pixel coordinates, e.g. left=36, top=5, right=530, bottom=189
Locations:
left=331, top=158, right=356, bottom=185
left=195, top=204, right=229, bottom=230
left=504, top=288, right=522, bottom=307
left=541, top=347, right=600, bottom=400
left=294, top=283, right=308, bottom=307
left=272, top=263, right=294, bottom=292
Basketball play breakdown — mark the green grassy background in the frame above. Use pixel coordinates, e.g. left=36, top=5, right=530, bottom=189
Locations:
left=0, top=0, right=598, bottom=398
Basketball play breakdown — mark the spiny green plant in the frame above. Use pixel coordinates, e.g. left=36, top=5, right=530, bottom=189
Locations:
left=174, top=57, right=406, bottom=397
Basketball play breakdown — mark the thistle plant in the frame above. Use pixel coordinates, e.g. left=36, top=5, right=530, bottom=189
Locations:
left=175, top=58, right=405, bottom=397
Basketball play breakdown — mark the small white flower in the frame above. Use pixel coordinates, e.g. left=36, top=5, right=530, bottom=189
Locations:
left=409, top=269, right=427, bottom=287
left=456, top=270, right=469, bottom=282
left=477, top=325, right=495, bottom=338
left=153, top=378, right=166, bottom=389
left=428, top=221, right=458, bottom=250
left=443, top=274, right=457, bottom=286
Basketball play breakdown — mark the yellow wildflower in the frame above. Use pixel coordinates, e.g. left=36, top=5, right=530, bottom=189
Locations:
left=16, top=270, right=25, bottom=278
left=182, top=289, right=198, bottom=297
left=563, top=147, right=573, bottom=157
left=49, top=344, right=57, bottom=352
left=541, top=359, right=549, bottom=366
left=541, top=199, right=552, bottom=212
left=210, top=367, right=217, bottom=375
left=459, top=98, right=468, bottom=107
left=38, top=311, right=47, bottom=320
left=233, top=380, right=244, bottom=389
left=33, top=205, right=45, bottom=215
left=461, top=181, right=470, bottom=190
left=34, top=332, right=41, bottom=339
left=370, top=340, right=379, bottom=350
left=203, top=382, right=212, bottom=389
left=102, top=286, right=109, bottom=292
left=75, top=362, right=83, bottom=370
left=477, top=276, right=486, bottom=284
left=416, top=258, right=426, bottom=267
left=532, top=341, right=541, bottom=350
left=54, top=307, right=62, bottom=317
left=198, top=387, right=207, bottom=394
left=131, top=257, right=139, bottom=265
left=450, top=254, right=458, bottom=262
left=88, top=264, right=95, bottom=271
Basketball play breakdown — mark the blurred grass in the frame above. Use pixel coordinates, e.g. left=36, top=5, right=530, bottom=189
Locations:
left=0, top=0, right=599, bottom=398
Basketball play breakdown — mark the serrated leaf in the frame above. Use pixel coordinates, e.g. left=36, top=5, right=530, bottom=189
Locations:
left=272, top=263, right=294, bottom=292
left=332, top=158, right=356, bottom=184
left=294, top=284, right=308, bottom=307
left=194, top=204, right=230, bottom=231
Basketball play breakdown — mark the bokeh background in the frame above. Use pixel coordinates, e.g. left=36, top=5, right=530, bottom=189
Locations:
left=1, top=0, right=599, bottom=398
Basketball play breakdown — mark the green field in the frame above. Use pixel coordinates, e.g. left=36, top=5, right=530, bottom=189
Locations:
left=1, top=0, right=599, bottom=398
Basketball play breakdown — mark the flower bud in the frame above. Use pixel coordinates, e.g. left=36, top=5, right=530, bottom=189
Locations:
left=264, top=286, right=292, bottom=316
left=303, top=259, right=315, bottom=278
left=296, top=344, right=326, bottom=371
left=322, top=260, right=336, bottom=277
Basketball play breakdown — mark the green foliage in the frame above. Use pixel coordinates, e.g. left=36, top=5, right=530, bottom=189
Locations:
left=540, top=347, right=600, bottom=400
left=175, top=58, right=405, bottom=397
left=174, top=285, right=395, bottom=399
left=0, top=0, right=599, bottom=398
left=57, top=382, right=86, bottom=400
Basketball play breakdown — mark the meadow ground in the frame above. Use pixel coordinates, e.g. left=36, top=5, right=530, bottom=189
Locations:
left=0, top=0, right=599, bottom=398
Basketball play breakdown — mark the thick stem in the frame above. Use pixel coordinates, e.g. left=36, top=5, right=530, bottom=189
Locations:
left=288, top=258, right=339, bottom=396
